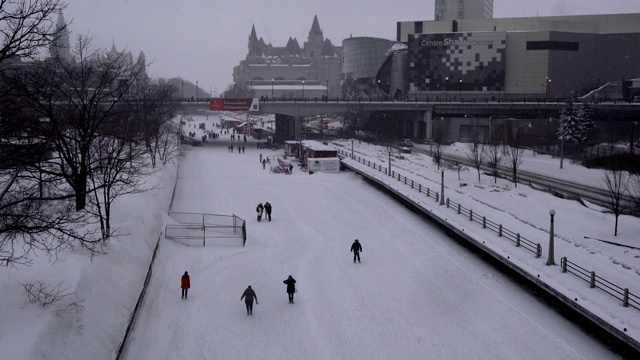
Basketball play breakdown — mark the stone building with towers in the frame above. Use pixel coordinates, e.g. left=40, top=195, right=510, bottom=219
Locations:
left=232, top=16, right=342, bottom=99
left=49, top=10, right=148, bottom=81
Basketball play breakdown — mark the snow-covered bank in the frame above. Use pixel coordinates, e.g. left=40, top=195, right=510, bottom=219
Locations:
left=0, top=159, right=178, bottom=360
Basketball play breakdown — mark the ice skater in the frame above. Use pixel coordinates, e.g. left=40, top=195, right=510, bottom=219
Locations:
left=256, top=203, right=263, bottom=222
left=264, top=202, right=272, bottom=221
left=283, top=275, right=296, bottom=304
left=351, top=239, right=362, bottom=263
left=181, top=271, right=190, bottom=299
left=240, top=285, right=259, bottom=314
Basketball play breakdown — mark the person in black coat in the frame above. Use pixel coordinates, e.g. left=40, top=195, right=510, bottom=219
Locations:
left=264, top=202, right=272, bottom=221
left=240, top=285, right=259, bottom=314
left=283, top=275, right=296, bottom=304
left=351, top=239, right=362, bottom=263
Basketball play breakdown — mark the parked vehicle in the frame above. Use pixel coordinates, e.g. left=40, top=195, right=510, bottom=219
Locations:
left=400, top=139, right=414, bottom=147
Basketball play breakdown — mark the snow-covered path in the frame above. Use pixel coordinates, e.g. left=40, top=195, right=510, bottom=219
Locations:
left=124, top=116, right=617, bottom=359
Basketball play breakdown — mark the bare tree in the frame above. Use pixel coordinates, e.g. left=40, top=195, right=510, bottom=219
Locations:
left=603, top=169, right=630, bottom=236
left=15, top=34, right=146, bottom=211
left=503, top=128, right=527, bottom=187
left=485, top=142, right=503, bottom=183
left=467, top=141, right=484, bottom=182
left=344, top=105, right=372, bottom=138
left=0, top=1, right=111, bottom=267
left=86, top=129, right=150, bottom=239
left=125, top=77, right=182, bottom=167
left=156, top=120, right=182, bottom=166
left=631, top=172, right=640, bottom=215
left=0, top=164, right=100, bottom=266
left=0, top=0, right=66, bottom=64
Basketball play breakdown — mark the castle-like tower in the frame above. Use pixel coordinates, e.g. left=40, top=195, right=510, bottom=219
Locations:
left=49, top=9, right=72, bottom=62
left=232, top=16, right=342, bottom=98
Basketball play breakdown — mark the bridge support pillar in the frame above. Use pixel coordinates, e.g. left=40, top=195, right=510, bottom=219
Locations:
left=294, top=116, right=302, bottom=141
left=424, top=110, right=433, bottom=141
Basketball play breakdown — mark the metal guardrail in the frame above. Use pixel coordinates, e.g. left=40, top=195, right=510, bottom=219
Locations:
left=336, top=147, right=638, bottom=312
left=561, top=257, right=639, bottom=310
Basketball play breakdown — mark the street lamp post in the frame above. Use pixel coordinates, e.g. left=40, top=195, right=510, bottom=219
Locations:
left=196, top=81, right=199, bottom=100
left=271, top=79, right=274, bottom=99
left=250, top=81, right=253, bottom=98
left=444, top=76, right=449, bottom=100
left=546, top=210, right=556, bottom=266
left=181, top=81, right=184, bottom=100
left=458, top=79, right=463, bottom=99
left=302, top=80, right=305, bottom=100
left=513, top=122, right=532, bottom=145
left=440, top=169, right=445, bottom=205
left=560, top=125, right=564, bottom=169
left=233, top=81, right=236, bottom=97
left=326, top=80, right=329, bottom=100
left=546, top=78, right=552, bottom=100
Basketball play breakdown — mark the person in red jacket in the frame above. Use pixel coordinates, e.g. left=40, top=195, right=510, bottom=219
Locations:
left=181, top=271, right=190, bottom=299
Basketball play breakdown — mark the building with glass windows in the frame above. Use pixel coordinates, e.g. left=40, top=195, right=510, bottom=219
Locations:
left=434, top=0, right=494, bottom=21
left=377, top=13, right=640, bottom=101
left=341, top=37, right=406, bottom=99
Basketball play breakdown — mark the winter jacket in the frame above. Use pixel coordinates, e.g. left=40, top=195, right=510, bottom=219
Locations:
left=351, top=241, right=362, bottom=253
left=241, top=287, right=258, bottom=303
left=283, top=277, right=296, bottom=294
left=181, top=274, right=190, bottom=289
left=264, top=203, right=272, bottom=214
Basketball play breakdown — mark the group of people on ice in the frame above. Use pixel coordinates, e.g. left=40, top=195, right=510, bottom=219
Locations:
left=256, top=202, right=272, bottom=222
left=239, top=275, right=296, bottom=314
left=179, top=240, right=362, bottom=315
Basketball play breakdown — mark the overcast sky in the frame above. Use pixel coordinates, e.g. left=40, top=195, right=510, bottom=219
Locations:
left=62, top=0, right=640, bottom=96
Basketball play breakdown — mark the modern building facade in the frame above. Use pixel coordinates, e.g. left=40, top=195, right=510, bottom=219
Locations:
left=232, top=16, right=342, bottom=99
left=434, top=0, right=494, bottom=21
left=341, top=37, right=406, bottom=99
left=381, top=13, right=640, bottom=101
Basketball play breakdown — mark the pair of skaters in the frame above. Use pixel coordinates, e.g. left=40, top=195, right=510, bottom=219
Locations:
left=239, top=275, right=296, bottom=315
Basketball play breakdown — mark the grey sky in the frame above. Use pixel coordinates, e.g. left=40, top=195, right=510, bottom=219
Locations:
left=63, top=0, right=640, bottom=96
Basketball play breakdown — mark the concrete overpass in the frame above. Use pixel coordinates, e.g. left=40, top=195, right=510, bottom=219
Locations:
left=182, top=99, right=640, bottom=141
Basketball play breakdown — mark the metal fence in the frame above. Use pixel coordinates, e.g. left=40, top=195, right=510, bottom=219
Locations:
left=336, top=147, right=638, bottom=312
left=561, top=257, right=639, bottom=310
left=165, top=212, right=246, bottom=246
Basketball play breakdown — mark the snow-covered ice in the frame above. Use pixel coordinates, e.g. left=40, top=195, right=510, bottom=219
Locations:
left=1, top=113, right=638, bottom=359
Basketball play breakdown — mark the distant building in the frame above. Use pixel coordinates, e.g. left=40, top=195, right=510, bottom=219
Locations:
left=232, top=16, right=342, bottom=99
left=342, top=37, right=406, bottom=99
left=49, top=10, right=147, bottom=82
left=435, top=0, right=494, bottom=21
left=378, top=13, right=640, bottom=100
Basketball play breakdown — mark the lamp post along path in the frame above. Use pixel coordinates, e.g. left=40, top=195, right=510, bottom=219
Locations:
left=440, top=170, right=445, bottom=205
left=546, top=210, right=556, bottom=266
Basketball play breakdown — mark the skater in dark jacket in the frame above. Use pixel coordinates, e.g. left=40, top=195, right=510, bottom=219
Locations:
left=264, top=202, right=272, bottom=221
left=181, top=271, right=190, bottom=299
left=240, top=286, right=259, bottom=314
left=351, top=239, right=362, bottom=263
left=283, top=275, right=296, bottom=304
left=256, top=203, right=263, bottom=222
